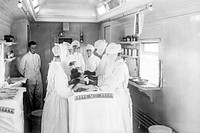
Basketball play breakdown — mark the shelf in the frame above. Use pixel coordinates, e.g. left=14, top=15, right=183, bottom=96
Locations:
left=0, top=40, right=17, bottom=46
left=120, top=41, right=140, bottom=45
left=122, top=55, right=138, bottom=59
left=4, top=42, right=17, bottom=46
left=128, top=80, right=161, bottom=102
left=4, top=57, right=16, bottom=62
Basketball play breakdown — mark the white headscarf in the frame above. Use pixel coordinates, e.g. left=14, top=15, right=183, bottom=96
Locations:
left=63, top=42, right=70, bottom=47
left=52, top=45, right=61, bottom=56
left=86, top=44, right=95, bottom=52
left=59, top=44, right=68, bottom=61
left=94, top=39, right=108, bottom=56
left=106, top=43, right=122, bottom=55
left=67, top=43, right=73, bottom=50
left=71, top=40, right=80, bottom=47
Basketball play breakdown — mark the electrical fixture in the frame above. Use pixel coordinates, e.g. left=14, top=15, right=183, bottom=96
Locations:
left=146, top=3, right=153, bottom=11
left=80, top=31, right=84, bottom=43
left=97, top=4, right=107, bottom=15
left=34, top=6, right=40, bottom=14
left=17, top=0, right=23, bottom=8
left=32, top=0, right=39, bottom=8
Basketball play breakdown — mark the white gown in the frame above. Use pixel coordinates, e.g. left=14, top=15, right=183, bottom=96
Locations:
left=41, top=61, right=73, bottom=133
left=85, top=54, right=100, bottom=72
left=74, top=52, right=85, bottom=71
left=100, top=58, right=133, bottom=133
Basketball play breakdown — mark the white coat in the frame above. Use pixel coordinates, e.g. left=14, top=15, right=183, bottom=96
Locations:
left=85, top=54, right=100, bottom=72
left=19, top=51, right=41, bottom=80
left=19, top=51, right=43, bottom=109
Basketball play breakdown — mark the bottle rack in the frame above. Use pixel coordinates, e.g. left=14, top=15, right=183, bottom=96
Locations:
left=120, top=41, right=139, bottom=58
left=120, top=41, right=140, bottom=77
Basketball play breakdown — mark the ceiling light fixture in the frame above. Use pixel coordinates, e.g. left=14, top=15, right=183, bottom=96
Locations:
left=32, top=0, right=39, bottom=8
left=34, top=6, right=40, bottom=14
left=97, top=4, right=107, bottom=15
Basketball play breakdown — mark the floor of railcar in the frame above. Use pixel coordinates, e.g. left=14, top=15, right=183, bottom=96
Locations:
left=24, top=118, right=148, bottom=133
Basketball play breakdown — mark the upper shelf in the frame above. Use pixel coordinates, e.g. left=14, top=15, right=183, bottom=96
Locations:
left=4, top=42, right=17, bottom=46
left=120, top=41, right=140, bottom=45
left=5, top=57, right=16, bottom=63
left=0, top=40, right=17, bottom=46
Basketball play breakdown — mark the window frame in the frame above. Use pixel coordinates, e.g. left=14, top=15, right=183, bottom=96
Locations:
left=139, top=38, right=163, bottom=88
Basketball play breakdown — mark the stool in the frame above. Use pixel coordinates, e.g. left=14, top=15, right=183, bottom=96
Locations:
left=30, top=109, right=43, bottom=133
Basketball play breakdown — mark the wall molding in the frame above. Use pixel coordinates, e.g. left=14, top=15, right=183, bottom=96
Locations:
left=36, top=15, right=97, bottom=22
left=145, top=0, right=200, bottom=23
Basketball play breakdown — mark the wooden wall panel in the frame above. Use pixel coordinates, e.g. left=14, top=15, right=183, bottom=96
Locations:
left=30, top=22, right=99, bottom=94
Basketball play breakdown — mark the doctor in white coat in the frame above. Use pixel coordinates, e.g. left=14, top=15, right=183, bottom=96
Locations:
left=99, top=43, right=133, bottom=133
left=85, top=44, right=100, bottom=73
left=19, top=41, right=43, bottom=110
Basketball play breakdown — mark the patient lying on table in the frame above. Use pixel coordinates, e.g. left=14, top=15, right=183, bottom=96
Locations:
left=68, top=68, right=98, bottom=92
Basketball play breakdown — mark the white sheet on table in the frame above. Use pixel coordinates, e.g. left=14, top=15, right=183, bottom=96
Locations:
left=0, top=89, right=25, bottom=133
left=68, top=91, right=125, bottom=133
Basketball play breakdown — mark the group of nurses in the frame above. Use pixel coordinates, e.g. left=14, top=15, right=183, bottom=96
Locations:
left=42, top=40, right=133, bottom=133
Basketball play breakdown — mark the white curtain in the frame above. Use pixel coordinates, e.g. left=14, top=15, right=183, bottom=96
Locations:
left=133, top=11, right=144, bottom=35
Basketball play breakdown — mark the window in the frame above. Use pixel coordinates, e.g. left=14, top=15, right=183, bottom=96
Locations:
left=58, top=37, right=72, bottom=44
left=139, top=39, right=162, bottom=87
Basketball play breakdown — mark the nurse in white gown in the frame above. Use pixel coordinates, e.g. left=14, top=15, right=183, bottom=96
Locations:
left=71, top=40, right=85, bottom=72
left=99, top=43, right=133, bottom=133
left=85, top=44, right=100, bottom=73
left=94, top=39, right=109, bottom=86
left=41, top=45, right=73, bottom=133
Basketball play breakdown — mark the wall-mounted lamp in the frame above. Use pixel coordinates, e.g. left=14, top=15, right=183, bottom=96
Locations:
left=17, top=0, right=23, bottom=8
left=58, top=31, right=65, bottom=37
left=80, top=31, right=84, bottom=43
left=146, top=3, right=153, bottom=11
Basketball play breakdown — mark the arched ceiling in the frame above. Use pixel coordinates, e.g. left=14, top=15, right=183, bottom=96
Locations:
left=0, top=0, right=154, bottom=23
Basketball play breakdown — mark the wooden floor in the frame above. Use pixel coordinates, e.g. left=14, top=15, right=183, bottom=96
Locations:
left=25, top=118, right=148, bottom=133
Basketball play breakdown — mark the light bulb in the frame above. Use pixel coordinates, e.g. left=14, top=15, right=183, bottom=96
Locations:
left=147, top=3, right=153, bottom=11
left=17, top=1, right=22, bottom=8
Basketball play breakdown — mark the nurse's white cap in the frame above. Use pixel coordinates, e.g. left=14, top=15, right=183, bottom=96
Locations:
left=94, top=39, right=108, bottom=56
left=63, top=42, right=70, bottom=46
left=71, top=40, right=80, bottom=47
left=106, top=43, right=122, bottom=54
left=86, top=44, right=95, bottom=52
left=67, top=44, right=73, bottom=50
left=52, top=45, right=61, bottom=56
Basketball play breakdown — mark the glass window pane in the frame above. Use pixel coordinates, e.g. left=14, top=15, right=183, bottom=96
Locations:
left=139, top=40, right=161, bottom=87
left=143, top=43, right=159, bottom=53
